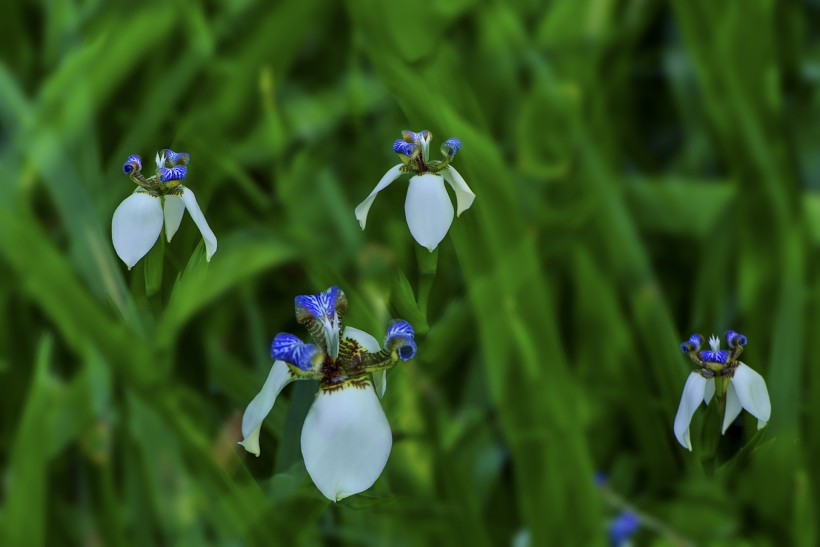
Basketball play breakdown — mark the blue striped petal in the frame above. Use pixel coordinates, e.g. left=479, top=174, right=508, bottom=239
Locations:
left=122, top=155, right=142, bottom=175
left=295, top=286, right=343, bottom=324
left=700, top=350, right=729, bottom=364
left=162, top=149, right=190, bottom=166
left=271, top=333, right=323, bottom=372
left=159, top=166, right=188, bottom=183
left=680, top=333, right=703, bottom=354
left=393, top=140, right=414, bottom=156
left=725, top=330, right=747, bottom=348
left=385, top=319, right=416, bottom=361
left=441, top=138, right=462, bottom=158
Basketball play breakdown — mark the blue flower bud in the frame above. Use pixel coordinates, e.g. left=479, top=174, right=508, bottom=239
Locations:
left=441, top=138, right=462, bottom=158
left=122, top=155, right=142, bottom=175
left=393, top=140, right=414, bottom=157
left=725, top=330, right=747, bottom=348
left=680, top=333, right=703, bottom=354
left=159, top=166, right=188, bottom=183
left=609, top=512, right=639, bottom=546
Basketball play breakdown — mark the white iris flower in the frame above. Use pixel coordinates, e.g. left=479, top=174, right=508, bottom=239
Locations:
left=239, top=286, right=417, bottom=501
left=355, top=130, right=476, bottom=252
left=674, top=331, right=771, bottom=451
left=112, top=150, right=217, bottom=269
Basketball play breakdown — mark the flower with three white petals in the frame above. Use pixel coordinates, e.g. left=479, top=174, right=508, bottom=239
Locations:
left=355, top=130, right=476, bottom=252
left=674, top=331, right=771, bottom=451
left=239, top=286, right=417, bottom=501
left=112, top=150, right=217, bottom=269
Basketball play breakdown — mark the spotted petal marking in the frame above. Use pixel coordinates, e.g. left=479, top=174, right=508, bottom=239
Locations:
left=162, top=149, right=191, bottom=166
left=295, top=287, right=348, bottom=357
left=271, top=333, right=323, bottom=373
left=385, top=320, right=416, bottom=362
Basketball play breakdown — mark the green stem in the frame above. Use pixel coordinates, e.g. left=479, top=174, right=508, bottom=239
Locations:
left=415, top=246, right=438, bottom=320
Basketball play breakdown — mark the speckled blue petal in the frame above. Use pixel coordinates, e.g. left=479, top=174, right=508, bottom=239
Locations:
left=725, top=330, right=747, bottom=348
left=680, top=333, right=703, bottom=354
left=393, top=140, right=414, bottom=156
left=122, top=155, right=142, bottom=175
left=441, top=138, right=462, bottom=158
left=162, top=149, right=190, bottom=166
left=385, top=319, right=416, bottom=361
left=159, top=166, right=187, bottom=183
left=271, top=333, right=323, bottom=372
left=700, top=350, right=729, bottom=364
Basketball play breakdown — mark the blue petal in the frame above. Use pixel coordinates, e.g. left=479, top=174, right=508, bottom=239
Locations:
left=609, top=512, right=639, bottom=545
left=123, top=155, right=142, bottom=175
left=162, top=149, right=190, bottom=166
left=159, top=166, right=188, bottom=182
left=385, top=319, right=416, bottom=361
left=680, top=333, right=703, bottom=354
left=725, top=330, right=747, bottom=348
left=295, top=286, right=341, bottom=324
left=441, top=138, right=462, bottom=158
left=401, top=130, right=430, bottom=143
left=270, top=333, right=323, bottom=372
left=393, top=140, right=414, bottom=156
left=700, top=350, right=729, bottom=364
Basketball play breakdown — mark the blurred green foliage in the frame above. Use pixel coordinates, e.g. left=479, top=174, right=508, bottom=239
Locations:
left=0, top=0, right=818, bottom=545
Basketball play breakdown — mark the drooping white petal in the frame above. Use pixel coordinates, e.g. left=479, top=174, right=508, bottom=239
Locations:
left=404, top=174, right=454, bottom=252
left=343, top=326, right=387, bottom=398
left=354, top=164, right=404, bottom=230
left=703, top=378, right=715, bottom=405
left=163, top=194, right=186, bottom=242
left=239, top=361, right=294, bottom=456
left=301, top=382, right=392, bottom=501
left=731, top=363, right=771, bottom=429
left=673, top=373, right=709, bottom=451
left=441, top=166, right=476, bottom=216
left=722, top=381, right=743, bottom=434
left=179, top=186, right=217, bottom=261
left=112, top=191, right=164, bottom=269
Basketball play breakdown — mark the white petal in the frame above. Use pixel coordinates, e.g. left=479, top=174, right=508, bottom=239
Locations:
left=731, top=363, right=771, bottom=429
left=673, top=373, right=709, bottom=451
left=342, top=326, right=381, bottom=353
left=404, top=174, right=454, bottom=252
left=301, top=382, right=392, bottom=501
left=703, top=378, right=715, bottom=405
left=179, top=186, right=217, bottom=261
left=441, top=166, right=476, bottom=216
left=354, top=164, right=404, bottom=230
left=372, top=370, right=387, bottom=398
left=722, top=381, right=743, bottom=434
left=239, top=361, right=294, bottom=456
left=163, top=194, right=186, bottom=242
left=112, top=191, right=164, bottom=269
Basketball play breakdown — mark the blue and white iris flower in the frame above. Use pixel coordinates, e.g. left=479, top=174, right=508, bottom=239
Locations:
left=239, top=286, right=417, bottom=501
left=112, top=150, right=217, bottom=269
left=355, top=130, right=476, bottom=252
left=674, top=331, right=771, bottom=450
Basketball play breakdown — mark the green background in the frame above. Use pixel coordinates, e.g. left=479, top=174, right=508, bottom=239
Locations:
left=0, top=0, right=816, bottom=545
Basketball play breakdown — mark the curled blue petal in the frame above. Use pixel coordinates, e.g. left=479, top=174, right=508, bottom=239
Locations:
left=271, top=333, right=323, bottom=371
left=159, top=166, right=187, bottom=183
left=441, top=138, right=462, bottom=158
left=609, top=512, right=639, bottom=546
left=680, top=333, right=703, bottom=354
left=700, top=350, right=729, bottom=364
left=393, top=140, right=414, bottom=156
left=725, top=330, right=747, bottom=348
left=122, top=155, right=142, bottom=175
left=162, top=149, right=190, bottom=166
left=295, top=286, right=344, bottom=324
left=385, top=319, right=416, bottom=361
